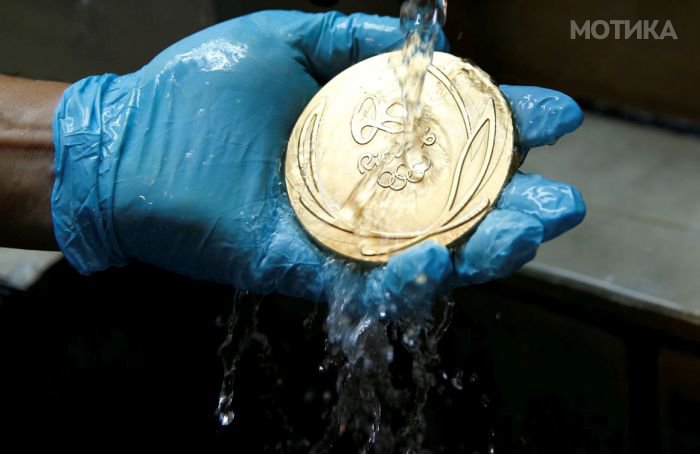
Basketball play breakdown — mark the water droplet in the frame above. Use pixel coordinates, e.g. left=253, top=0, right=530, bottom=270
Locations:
left=384, top=346, right=394, bottom=363
left=451, top=370, right=464, bottom=390
left=219, top=410, right=235, bottom=426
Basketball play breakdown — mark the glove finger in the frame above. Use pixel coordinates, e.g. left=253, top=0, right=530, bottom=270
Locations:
left=360, top=240, right=452, bottom=317
left=292, top=11, right=449, bottom=82
left=454, top=209, right=544, bottom=286
left=500, top=85, right=584, bottom=153
left=498, top=172, right=586, bottom=242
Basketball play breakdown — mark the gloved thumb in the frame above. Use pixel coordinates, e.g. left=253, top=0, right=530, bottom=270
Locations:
left=356, top=240, right=452, bottom=318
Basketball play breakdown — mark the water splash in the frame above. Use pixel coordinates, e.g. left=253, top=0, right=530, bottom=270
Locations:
left=214, top=285, right=460, bottom=452
left=216, top=291, right=264, bottom=426
left=311, top=293, right=455, bottom=453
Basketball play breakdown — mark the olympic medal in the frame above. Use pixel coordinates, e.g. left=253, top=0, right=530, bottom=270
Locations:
left=285, top=52, right=518, bottom=263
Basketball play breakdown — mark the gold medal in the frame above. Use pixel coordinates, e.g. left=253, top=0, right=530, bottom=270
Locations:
left=284, top=52, right=518, bottom=263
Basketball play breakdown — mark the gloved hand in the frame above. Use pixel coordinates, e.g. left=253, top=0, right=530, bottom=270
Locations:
left=52, top=10, right=584, bottom=315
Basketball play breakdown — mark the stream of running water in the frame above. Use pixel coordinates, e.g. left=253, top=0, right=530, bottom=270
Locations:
left=217, top=2, right=455, bottom=452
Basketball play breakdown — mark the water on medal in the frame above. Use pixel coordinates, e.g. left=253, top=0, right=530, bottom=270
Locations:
left=395, top=0, right=448, bottom=165
left=341, top=0, right=448, bottom=237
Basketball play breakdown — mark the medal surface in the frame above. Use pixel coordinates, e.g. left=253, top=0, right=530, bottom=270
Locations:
left=285, top=52, right=517, bottom=263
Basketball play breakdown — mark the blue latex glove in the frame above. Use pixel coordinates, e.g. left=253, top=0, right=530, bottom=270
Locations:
left=52, top=11, right=585, bottom=315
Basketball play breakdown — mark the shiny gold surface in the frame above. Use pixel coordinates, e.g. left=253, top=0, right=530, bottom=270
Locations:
left=285, top=52, right=517, bottom=263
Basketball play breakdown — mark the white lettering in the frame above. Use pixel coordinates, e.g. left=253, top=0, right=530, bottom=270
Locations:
left=660, top=20, right=678, bottom=40
left=591, top=20, right=610, bottom=39
left=644, top=20, right=660, bottom=40
left=626, top=20, right=642, bottom=39
left=570, top=20, right=590, bottom=39
left=610, top=20, right=625, bottom=39
left=572, top=19, right=677, bottom=40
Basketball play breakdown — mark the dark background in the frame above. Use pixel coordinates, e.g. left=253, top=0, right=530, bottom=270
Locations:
left=2, top=0, right=697, bottom=126
left=0, top=262, right=637, bottom=452
left=1, top=0, right=699, bottom=452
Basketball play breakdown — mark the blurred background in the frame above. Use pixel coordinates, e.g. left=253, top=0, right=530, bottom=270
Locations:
left=0, top=0, right=699, bottom=452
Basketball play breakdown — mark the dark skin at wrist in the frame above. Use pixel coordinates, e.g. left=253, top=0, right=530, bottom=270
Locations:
left=0, top=74, right=67, bottom=250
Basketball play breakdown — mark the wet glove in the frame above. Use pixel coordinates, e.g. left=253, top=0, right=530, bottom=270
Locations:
left=52, top=10, right=585, bottom=314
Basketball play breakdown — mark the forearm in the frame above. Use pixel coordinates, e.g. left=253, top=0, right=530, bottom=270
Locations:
left=0, top=75, right=67, bottom=250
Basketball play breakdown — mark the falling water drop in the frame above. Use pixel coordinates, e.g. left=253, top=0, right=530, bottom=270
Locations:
left=451, top=370, right=464, bottom=391
left=219, top=410, right=235, bottom=426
